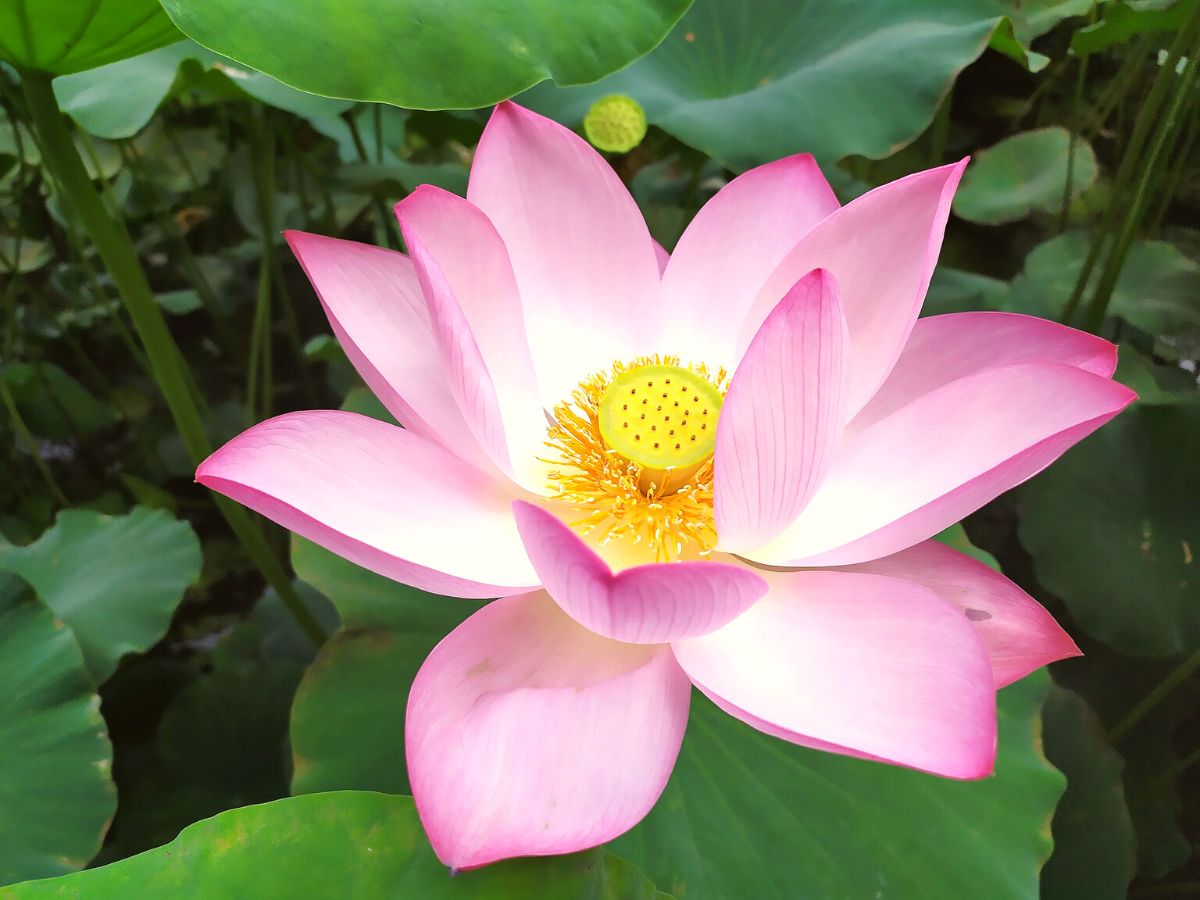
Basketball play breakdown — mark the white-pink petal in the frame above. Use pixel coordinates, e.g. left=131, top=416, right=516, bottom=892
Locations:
left=283, top=231, right=492, bottom=474
left=195, top=411, right=538, bottom=598
left=672, top=569, right=996, bottom=779
left=751, top=361, right=1136, bottom=566
left=407, top=590, right=690, bottom=869
left=839, top=540, right=1080, bottom=688
left=740, top=161, right=968, bottom=416
left=852, top=312, right=1119, bottom=432
left=468, top=102, right=661, bottom=404
left=657, top=154, right=839, bottom=364
left=394, top=188, right=547, bottom=492
left=512, top=501, right=767, bottom=643
left=715, top=268, right=849, bottom=551
left=404, top=238, right=512, bottom=477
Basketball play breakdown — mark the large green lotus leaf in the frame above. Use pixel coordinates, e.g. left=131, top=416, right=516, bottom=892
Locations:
left=1019, top=400, right=1200, bottom=656
left=0, top=583, right=116, bottom=886
left=0, top=508, right=202, bottom=682
left=953, top=127, right=1098, bottom=225
left=291, top=630, right=448, bottom=796
left=0, top=0, right=180, bottom=75
left=96, top=658, right=303, bottom=862
left=612, top=673, right=1061, bottom=899
left=1040, top=685, right=1135, bottom=900
left=288, top=536, right=478, bottom=795
left=157, top=0, right=692, bottom=110
left=4, top=793, right=663, bottom=897
left=1006, top=232, right=1200, bottom=343
left=522, top=0, right=1088, bottom=168
left=291, top=535, right=480, bottom=632
left=52, top=39, right=353, bottom=141
left=1055, top=642, right=1197, bottom=878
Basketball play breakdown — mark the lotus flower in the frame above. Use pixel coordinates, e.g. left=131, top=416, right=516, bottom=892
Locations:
left=197, top=102, right=1134, bottom=869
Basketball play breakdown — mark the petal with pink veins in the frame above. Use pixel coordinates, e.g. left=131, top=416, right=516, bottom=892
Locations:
left=715, top=268, right=850, bottom=551
left=284, top=231, right=492, bottom=474
left=394, top=188, right=548, bottom=492
left=408, top=590, right=691, bottom=869
left=852, top=312, right=1119, bottom=431
left=468, top=102, right=660, bottom=403
left=672, top=569, right=996, bottom=779
left=739, top=161, right=968, bottom=416
left=404, top=241, right=512, bottom=477
left=512, top=501, right=767, bottom=643
left=749, top=361, right=1136, bottom=567
left=196, top=411, right=538, bottom=598
left=658, top=154, right=839, bottom=363
left=838, top=539, right=1080, bottom=688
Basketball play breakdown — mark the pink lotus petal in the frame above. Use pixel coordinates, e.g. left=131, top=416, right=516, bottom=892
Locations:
left=394, top=188, right=547, bottom=491
left=852, top=312, right=1119, bottom=431
left=715, top=268, right=849, bottom=551
left=403, top=239, right=512, bottom=476
left=652, top=239, right=670, bottom=276
left=408, top=590, right=690, bottom=869
left=658, top=154, right=839, bottom=364
left=512, top=501, right=766, bottom=643
left=468, top=102, right=660, bottom=403
left=284, top=231, right=492, bottom=474
left=196, top=411, right=538, bottom=597
left=839, top=540, right=1081, bottom=687
left=750, top=361, right=1136, bottom=566
left=740, top=161, right=967, bottom=416
left=672, top=569, right=996, bottom=779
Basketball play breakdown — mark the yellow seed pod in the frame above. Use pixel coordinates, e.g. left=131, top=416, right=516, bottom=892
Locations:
left=598, top=364, right=723, bottom=470
left=583, top=94, right=648, bottom=154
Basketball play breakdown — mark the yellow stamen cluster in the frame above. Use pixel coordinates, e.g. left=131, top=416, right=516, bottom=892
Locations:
left=543, top=356, right=727, bottom=562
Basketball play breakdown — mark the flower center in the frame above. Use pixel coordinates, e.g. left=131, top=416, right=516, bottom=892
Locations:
left=543, top=357, right=726, bottom=562
left=597, top=364, right=723, bottom=471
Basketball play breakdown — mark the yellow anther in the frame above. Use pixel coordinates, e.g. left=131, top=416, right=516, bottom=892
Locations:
left=542, top=356, right=727, bottom=561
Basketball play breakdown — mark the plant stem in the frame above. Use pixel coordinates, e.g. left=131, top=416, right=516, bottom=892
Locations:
left=19, top=68, right=326, bottom=646
left=1060, top=13, right=1199, bottom=327
left=1060, top=48, right=1089, bottom=231
left=345, top=107, right=401, bottom=249
left=1108, top=648, right=1200, bottom=742
left=1147, top=91, right=1200, bottom=234
left=1083, top=17, right=1200, bottom=330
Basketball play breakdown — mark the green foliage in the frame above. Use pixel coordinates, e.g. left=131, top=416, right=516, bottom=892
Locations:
left=613, top=676, right=1061, bottom=899
left=2, top=362, right=118, bottom=440
left=953, top=127, right=1098, bottom=224
left=0, top=582, right=116, bottom=885
left=1072, top=0, right=1198, bottom=56
left=1040, top=685, right=1136, bottom=900
left=288, top=538, right=477, bottom=794
left=1007, top=233, right=1200, bottom=357
left=0, top=509, right=202, bottom=681
left=3, top=1, right=1199, bottom=896
left=522, top=0, right=1088, bottom=168
left=52, top=40, right=353, bottom=140
left=157, top=0, right=692, bottom=109
left=0, top=0, right=181, bottom=75
left=1020, top=398, right=1200, bottom=656
left=3, top=793, right=665, bottom=898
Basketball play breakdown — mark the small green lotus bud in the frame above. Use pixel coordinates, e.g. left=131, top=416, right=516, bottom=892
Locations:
left=583, top=95, right=648, bottom=154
